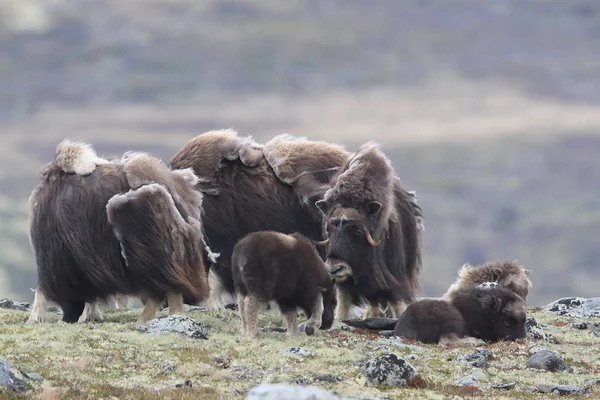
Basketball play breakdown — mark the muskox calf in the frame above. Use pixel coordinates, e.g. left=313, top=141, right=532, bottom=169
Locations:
left=442, top=259, right=532, bottom=302
left=232, top=231, right=335, bottom=338
left=394, top=285, right=527, bottom=344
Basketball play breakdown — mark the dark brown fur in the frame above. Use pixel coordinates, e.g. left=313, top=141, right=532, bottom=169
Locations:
left=29, top=142, right=208, bottom=323
left=443, top=259, right=532, bottom=302
left=395, top=286, right=527, bottom=344
left=232, top=231, right=335, bottom=337
left=316, top=143, right=423, bottom=319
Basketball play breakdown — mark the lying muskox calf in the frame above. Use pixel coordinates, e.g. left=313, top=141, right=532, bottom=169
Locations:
left=395, top=285, right=527, bottom=344
left=232, top=231, right=336, bottom=338
left=442, top=259, right=532, bottom=302
left=28, top=140, right=208, bottom=323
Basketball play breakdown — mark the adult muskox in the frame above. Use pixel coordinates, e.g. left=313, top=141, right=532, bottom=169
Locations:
left=27, top=140, right=209, bottom=323
left=315, top=143, right=423, bottom=320
left=169, top=130, right=423, bottom=317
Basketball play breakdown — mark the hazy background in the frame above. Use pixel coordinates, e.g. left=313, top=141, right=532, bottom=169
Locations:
left=1, top=0, right=599, bottom=307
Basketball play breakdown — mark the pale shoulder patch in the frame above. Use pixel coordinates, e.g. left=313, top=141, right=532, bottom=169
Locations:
left=55, top=139, right=109, bottom=175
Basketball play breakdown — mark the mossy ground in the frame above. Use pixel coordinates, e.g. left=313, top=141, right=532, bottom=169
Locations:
left=0, top=306, right=599, bottom=399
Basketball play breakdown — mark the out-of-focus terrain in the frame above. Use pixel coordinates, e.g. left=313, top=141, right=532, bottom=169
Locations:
left=1, top=0, right=600, bottom=305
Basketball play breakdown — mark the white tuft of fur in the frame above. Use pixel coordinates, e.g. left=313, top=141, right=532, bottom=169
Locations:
left=475, top=281, right=500, bottom=290
left=172, top=168, right=200, bottom=186
left=78, top=302, right=104, bottom=323
left=27, top=288, right=49, bottom=323
left=55, top=139, right=109, bottom=175
left=203, top=270, right=235, bottom=309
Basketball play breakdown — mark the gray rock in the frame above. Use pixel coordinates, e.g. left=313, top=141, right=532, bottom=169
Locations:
left=544, top=297, right=600, bottom=318
left=457, top=349, right=493, bottom=368
left=491, top=381, right=516, bottom=390
left=245, top=383, right=346, bottom=400
left=584, top=378, right=600, bottom=386
left=0, top=358, right=43, bottom=393
left=455, top=368, right=488, bottom=386
left=369, top=337, right=429, bottom=353
left=570, top=322, right=589, bottom=330
left=314, top=374, right=341, bottom=383
left=592, top=328, right=600, bottom=337
left=136, top=315, right=207, bottom=339
left=0, top=299, right=29, bottom=311
left=378, top=330, right=395, bottom=337
left=359, top=354, right=417, bottom=387
left=536, top=384, right=587, bottom=395
left=347, top=396, right=393, bottom=400
left=288, top=377, right=311, bottom=385
left=526, top=317, right=556, bottom=342
left=183, top=305, right=208, bottom=312
left=526, top=350, right=568, bottom=372
left=529, top=346, right=548, bottom=355
left=282, top=347, right=314, bottom=357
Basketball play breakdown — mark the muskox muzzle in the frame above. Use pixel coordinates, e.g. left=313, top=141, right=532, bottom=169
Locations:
left=325, top=258, right=352, bottom=282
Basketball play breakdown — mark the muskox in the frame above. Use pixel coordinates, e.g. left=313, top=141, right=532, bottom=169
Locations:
left=169, top=131, right=423, bottom=318
left=315, top=143, right=423, bottom=320
left=27, top=140, right=208, bottom=323
left=232, top=231, right=335, bottom=338
left=394, top=285, right=527, bottom=344
left=442, top=259, right=532, bottom=302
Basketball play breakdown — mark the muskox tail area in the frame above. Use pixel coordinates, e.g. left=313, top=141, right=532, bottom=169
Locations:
left=55, top=139, right=109, bottom=176
left=394, top=180, right=423, bottom=294
left=106, top=183, right=207, bottom=302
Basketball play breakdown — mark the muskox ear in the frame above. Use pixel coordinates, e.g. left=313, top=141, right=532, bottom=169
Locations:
left=523, top=269, right=532, bottom=276
left=315, top=199, right=329, bottom=215
left=366, top=201, right=382, bottom=216
left=491, top=267, right=502, bottom=280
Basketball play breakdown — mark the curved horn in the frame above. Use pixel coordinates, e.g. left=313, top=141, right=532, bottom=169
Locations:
left=365, top=229, right=382, bottom=247
left=313, top=238, right=330, bottom=246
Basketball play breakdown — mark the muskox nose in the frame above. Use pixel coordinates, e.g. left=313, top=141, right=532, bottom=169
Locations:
left=330, top=218, right=348, bottom=228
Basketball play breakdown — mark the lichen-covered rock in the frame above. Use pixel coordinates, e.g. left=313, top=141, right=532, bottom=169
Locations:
left=455, top=368, right=488, bottom=386
left=490, top=381, right=516, bottom=390
left=536, top=384, right=587, bottom=395
left=457, top=349, right=493, bottom=369
left=136, top=315, right=207, bottom=339
left=368, top=338, right=429, bottom=353
left=526, top=350, right=568, bottom=372
left=544, top=297, right=600, bottom=318
left=526, top=317, right=557, bottom=342
left=0, top=358, right=43, bottom=393
left=359, top=354, right=417, bottom=387
left=282, top=347, right=314, bottom=357
left=314, top=374, right=341, bottom=383
left=245, top=383, right=346, bottom=400
left=0, top=299, right=29, bottom=311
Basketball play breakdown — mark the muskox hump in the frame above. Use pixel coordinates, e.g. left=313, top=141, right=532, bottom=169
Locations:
left=55, top=139, right=109, bottom=175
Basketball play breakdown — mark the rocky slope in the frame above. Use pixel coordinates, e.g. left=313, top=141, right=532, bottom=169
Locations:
left=1, top=297, right=599, bottom=399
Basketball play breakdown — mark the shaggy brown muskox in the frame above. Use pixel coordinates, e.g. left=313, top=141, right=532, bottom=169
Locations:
left=315, top=143, right=422, bottom=320
left=394, top=285, right=527, bottom=344
left=169, top=131, right=423, bottom=317
left=442, top=259, right=532, bottom=302
left=232, top=231, right=335, bottom=338
left=27, top=140, right=208, bottom=323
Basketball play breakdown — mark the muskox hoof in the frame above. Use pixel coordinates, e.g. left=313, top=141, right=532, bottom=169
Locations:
left=305, top=326, right=315, bottom=336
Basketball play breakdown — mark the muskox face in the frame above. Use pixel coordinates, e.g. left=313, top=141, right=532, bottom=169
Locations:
left=490, top=294, right=527, bottom=341
left=315, top=203, right=383, bottom=282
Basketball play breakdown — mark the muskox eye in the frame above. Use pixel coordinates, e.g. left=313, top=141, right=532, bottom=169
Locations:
left=504, top=319, right=512, bottom=327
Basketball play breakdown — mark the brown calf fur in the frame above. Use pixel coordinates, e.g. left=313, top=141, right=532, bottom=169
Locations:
left=232, top=231, right=336, bottom=338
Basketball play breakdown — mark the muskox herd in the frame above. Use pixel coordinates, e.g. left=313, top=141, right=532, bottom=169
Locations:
left=26, top=129, right=533, bottom=345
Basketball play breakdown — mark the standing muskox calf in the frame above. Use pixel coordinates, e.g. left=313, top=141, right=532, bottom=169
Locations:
left=442, top=259, right=532, bottom=302
left=395, top=285, right=527, bottom=344
left=232, top=231, right=336, bottom=338
left=28, top=140, right=208, bottom=323
left=316, top=143, right=423, bottom=320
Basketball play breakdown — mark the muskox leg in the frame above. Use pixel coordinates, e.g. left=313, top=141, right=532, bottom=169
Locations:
left=389, top=300, right=407, bottom=318
left=305, top=293, right=324, bottom=336
left=364, top=303, right=385, bottom=319
left=439, top=334, right=485, bottom=347
left=284, top=310, right=300, bottom=336
left=61, top=301, right=85, bottom=323
left=138, top=297, right=162, bottom=323
left=166, top=293, right=184, bottom=315
left=205, top=269, right=229, bottom=310
left=237, top=293, right=247, bottom=335
left=243, top=296, right=260, bottom=338
left=115, top=294, right=129, bottom=309
left=334, top=287, right=352, bottom=321
left=78, top=301, right=104, bottom=323
left=27, top=288, right=49, bottom=324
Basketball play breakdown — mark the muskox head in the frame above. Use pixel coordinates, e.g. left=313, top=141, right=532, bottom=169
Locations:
left=314, top=143, right=396, bottom=285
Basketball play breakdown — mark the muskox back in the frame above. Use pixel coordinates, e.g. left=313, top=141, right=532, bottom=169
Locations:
left=394, top=299, right=466, bottom=344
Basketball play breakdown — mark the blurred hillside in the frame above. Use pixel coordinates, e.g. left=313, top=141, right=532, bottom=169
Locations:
left=1, top=0, right=600, bottom=306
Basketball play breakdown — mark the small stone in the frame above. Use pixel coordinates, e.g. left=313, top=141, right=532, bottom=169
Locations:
left=282, top=347, right=315, bottom=357
left=137, top=315, right=207, bottom=339
left=183, top=305, right=208, bottom=312
left=584, top=378, right=600, bottom=386
left=526, top=350, right=568, bottom=372
left=359, top=354, right=417, bottom=387
left=288, top=377, right=311, bottom=385
left=592, top=328, right=600, bottom=337
left=211, top=356, right=231, bottom=369
left=314, top=374, right=341, bottom=383
left=529, top=346, right=548, bottom=355
left=0, top=299, right=30, bottom=311
left=161, top=365, right=176, bottom=374
left=491, top=381, right=516, bottom=390
left=369, top=338, right=429, bottom=353
left=225, top=303, right=239, bottom=311
left=174, top=380, right=192, bottom=388
left=378, top=330, right=395, bottom=337
left=458, top=349, right=493, bottom=369
left=455, top=368, right=488, bottom=386
left=526, top=317, right=555, bottom=342
left=570, top=322, right=589, bottom=330
left=245, top=383, right=346, bottom=400
left=536, top=384, right=587, bottom=395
